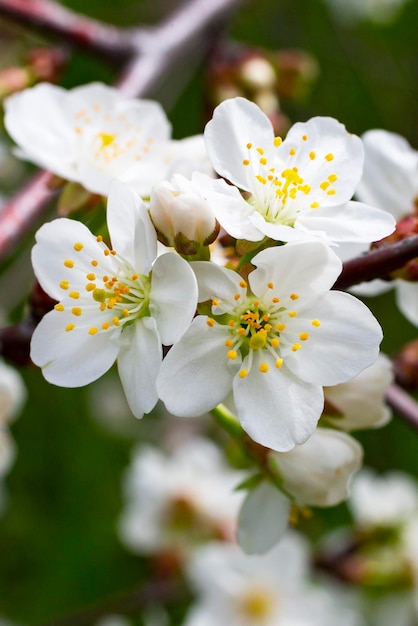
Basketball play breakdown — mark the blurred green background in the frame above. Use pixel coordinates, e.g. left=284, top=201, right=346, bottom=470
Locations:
left=1, top=0, right=418, bottom=623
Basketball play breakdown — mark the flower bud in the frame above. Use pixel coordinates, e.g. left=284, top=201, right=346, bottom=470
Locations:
left=149, top=173, right=219, bottom=255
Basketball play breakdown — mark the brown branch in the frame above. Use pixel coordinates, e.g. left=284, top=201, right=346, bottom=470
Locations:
left=334, top=236, right=418, bottom=291
left=385, top=383, right=418, bottom=431
left=0, top=0, right=135, bottom=59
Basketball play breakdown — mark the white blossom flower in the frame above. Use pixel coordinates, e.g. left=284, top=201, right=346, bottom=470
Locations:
left=118, top=438, right=245, bottom=555
left=353, top=129, right=418, bottom=326
left=149, top=173, right=218, bottom=253
left=30, top=179, right=198, bottom=419
left=183, top=535, right=362, bottom=626
left=197, top=97, right=394, bottom=245
left=324, top=353, right=393, bottom=431
left=349, top=469, right=418, bottom=529
left=237, top=429, right=362, bottom=554
left=0, top=359, right=26, bottom=426
left=157, top=241, right=383, bottom=451
left=4, top=82, right=211, bottom=197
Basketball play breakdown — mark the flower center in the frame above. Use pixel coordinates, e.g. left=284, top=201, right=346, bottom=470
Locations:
left=54, top=237, right=151, bottom=336
left=239, top=586, right=275, bottom=621
left=206, top=279, right=321, bottom=377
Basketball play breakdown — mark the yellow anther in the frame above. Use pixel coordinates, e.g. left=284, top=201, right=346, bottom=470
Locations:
left=75, top=126, right=82, bottom=135
left=69, top=291, right=80, bottom=299
left=88, top=327, right=98, bottom=335
left=240, top=280, right=247, bottom=288
left=54, top=304, right=65, bottom=312
left=228, top=320, right=235, bottom=327
left=96, top=235, right=103, bottom=242
left=276, top=323, right=286, bottom=331
left=327, top=189, right=336, bottom=195
left=60, top=280, right=69, bottom=290
left=272, top=297, right=280, bottom=303
left=271, top=337, right=280, bottom=348
left=267, top=282, right=274, bottom=289
left=311, top=319, right=321, bottom=327
left=110, top=250, right=117, bottom=256
left=225, top=339, right=233, bottom=347
left=264, top=323, right=271, bottom=332
left=239, top=369, right=248, bottom=378
left=107, top=298, right=116, bottom=309
left=132, top=273, right=138, bottom=280
left=65, top=324, right=75, bottom=332
left=310, top=202, right=319, bottom=209
left=325, top=153, right=334, bottom=161
left=262, top=314, right=269, bottom=322
left=302, top=134, right=308, bottom=141
left=328, top=174, right=338, bottom=183
left=243, top=159, right=250, bottom=166
left=288, top=311, right=297, bottom=318
left=253, top=301, right=259, bottom=307
left=123, top=309, right=130, bottom=317
left=320, top=181, right=330, bottom=190
left=246, top=142, right=252, bottom=149
left=234, top=293, right=241, bottom=301
left=98, top=132, right=115, bottom=148
left=227, top=350, right=237, bottom=360
left=292, top=343, right=302, bottom=351
left=104, top=249, right=110, bottom=256
left=260, top=157, right=267, bottom=165
left=112, top=317, right=120, bottom=326
left=256, top=175, right=267, bottom=184
left=207, top=318, right=215, bottom=327
left=299, top=332, right=309, bottom=341
left=100, top=302, right=106, bottom=311
left=309, top=151, right=316, bottom=160
left=290, top=293, right=299, bottom=300
left=289, top=148, right=296, bottom=156
left=237, top=328, right=246, bottom=336
left=256, top=147, right=264, bottom=155
left=259, top=362, right=269, bottom=373
left=71, top=307, right=82, bottom=316
left=64, top=259, right=74, bottom=268
left=275, top=358, right=283, bottom=368
left=212, top=299, right=219, bottom=306
left=274, top=136, right=282, bottom=147
left=86, top=283, right=96, bottom=291
left=86, top=273, right=96, bottom=280
left=74, top=242, right=84, bottom=252
left=103, top=275, right=109, bottom=283
left=102, top=322, right=110, bottom=330
left=91, top=260, right=98, bottom=267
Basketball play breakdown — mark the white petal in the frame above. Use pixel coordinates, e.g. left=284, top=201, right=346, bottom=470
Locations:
left=4, top=83, right=77, bottom=179
left=117, top=318, right=161, bottom=418
left=30, top=310, right=119, bottom=386
left=279, top=116, right=364, bottom=206
left=191, top=261, right=244, bottom=304
left=271, top=429, right=363, bottom=507
left=395, top=281, right=418, bottom=327
left=32, top=217, right=118, bottom=303
left=233, top=350, right=323, bottom=451
left=357, top=129, right=418, bottom=218
left=250, top=241, right=342, bottom=308
left=150, top=252, right=198, bottom=344
left=237, top=481, right=290, bottom=554
left=283, top=291, right=382, bottom=386
left=157, top=317, right=240, bottom=417
left=204, top=97, right=275, bottom=189
left=106, top=179, right=157, bottom=273
left=298, top=200, right=395, bottom=243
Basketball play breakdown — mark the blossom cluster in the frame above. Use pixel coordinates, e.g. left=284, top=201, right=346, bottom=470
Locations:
left=3, top=81, right=404, bottom=555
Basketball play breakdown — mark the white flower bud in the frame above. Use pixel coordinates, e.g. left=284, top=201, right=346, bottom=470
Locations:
left=149, top=173, right=219, bottom=254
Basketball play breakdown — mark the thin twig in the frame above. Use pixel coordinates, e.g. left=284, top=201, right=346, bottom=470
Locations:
left=0, top=0, right=135, bottom=59
left=334, top=236, right=418, bottom=290
left=385, top=383, right=418, bottom=430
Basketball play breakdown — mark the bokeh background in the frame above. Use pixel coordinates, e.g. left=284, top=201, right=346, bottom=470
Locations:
left=1, top=0, right=418, bottom=623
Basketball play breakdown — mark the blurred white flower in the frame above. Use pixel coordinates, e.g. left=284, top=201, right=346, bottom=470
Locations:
left=119, top=437, right=246, bottom=556
left=183, top=534, right=362, bottom=626
left=0, top=359, right=26, bottom=426
left=325, top=0, right=411, bottom=24
left=4, top=82, right=211, bottom=197
left=324, top=353, right=393, bottom=430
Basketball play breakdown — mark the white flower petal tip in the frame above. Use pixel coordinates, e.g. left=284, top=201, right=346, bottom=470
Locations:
left=158, top=240, right=382, bottom=451
left=30, top=181, right=197, bottom=415
left=202, top=97, right=394, bottom=245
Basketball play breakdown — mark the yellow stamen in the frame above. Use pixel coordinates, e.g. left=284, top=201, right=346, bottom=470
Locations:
left=88, top=327, right=98, bottom=335
left=290, top=293, right=299, bottom=300
left=207, top=318, right=215, bottom=327
left=69, top=291, right=80, bottom=299
left=275, top=358, right=283, bottom=368
left=292, top=343, right=302, bottom=351
left=60, top=280, right=69, bottom=290
left=325, top=153, right=334, bottom=161
left=54, top=304, right=64, bottom=312
left=299, top=332, right=309, bottom=341
left=112, top=317, right=120, bottom=326
left=65, top=324, right=75, bottom=332
left=73, top=242, right=84, bottom=252
left=259, top=362, right=269, bottom=373
left=239, top=369, right=248, bottom=378
left=64, top=259, right=74, bottom=268
left=227, top=350, right=237, bottom=360
left=72, top=307, right=82, bottom=316
left=312, top=319, right=321, bottom=327
left=271, top=337, right=280, bottom=348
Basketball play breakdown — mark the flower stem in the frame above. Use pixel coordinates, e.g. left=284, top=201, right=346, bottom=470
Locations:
left=210, top=403, right=244, bottom=439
